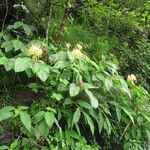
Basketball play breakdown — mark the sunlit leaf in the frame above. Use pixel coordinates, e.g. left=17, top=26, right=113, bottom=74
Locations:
left=69, top=83, right=80, bottom=97
left=14, top=57, right=32, bottom=72
left=85, top=88, right=98, bottom=108
left=44, top=112, right=55, bottom=128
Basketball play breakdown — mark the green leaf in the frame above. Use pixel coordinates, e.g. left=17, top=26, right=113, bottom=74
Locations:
left=83, top=112, right=94, bottom=135
left=44, top=112, right=55, bottom=128
left=28, top=83, right=39, bottom=93
left=65, top=130, right=79, bottom=139
left=13, top=39, right=26, bottom=52
left=85, top=88, right=98, bottom=108
left=0, top=106, right=15, bottom=112
left=54, top=60, right=69, bottom=69
left=49, top=51, right=67, bottom=62
left=98, top=112, right=104, bottom=133
left=35, top=111, right=45, bottom=123
left=64, top=98, right=73, bottom=105
left=39, top=121, right=49, bottom=137
left=1, top=40, right=14, bottom=52
left=14, top=57, right=32, bottom=72
left=0, top=57, right=8, bottom=65
left=19, top=106, right=29, bottom=110
left=0, top=106, right=15, bottom=121
left=83, top=83, right=97, bottom=89
left=20, top=111, right=32, bottom=132
left=104, top=77, right=113, bottom=91
left=121, top=107, right=134, bottom=124
left=0, top=146, right=9, bottom=150
left=52, top=93, right=63, bottom=101
left=0, top=112, right=14, bottom=121
left=69, top=83, right=80, bottom=97
left=116, top=108, right=121, bottom=122
left=46, top=107, right=57, bottom=113
left=23, top=25, right=33, bottom=36
left=143, top=115, right=150, bottom=123
left=7, top=21, right=23, bottom=30
left=0, top=49, right=5, bottom=56
left=72, top=108, right=81, bottom=126
left=78, top=101, right=92, bottom=109
left=105, top=116, right=112, bottom=135
left=4, top=58, right=14, bottom=71
left=25, top=68, right=34, bottom=77
left=33, top=62, right=50, bottom=82
left=10, top=140, right=18, bottom=149
left=120, top=78, right=131, bottom=98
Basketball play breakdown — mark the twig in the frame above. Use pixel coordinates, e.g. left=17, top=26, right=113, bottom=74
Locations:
left=118, top=121, right=131, bottom=144
left=2, top=0, right=8, bottom=31
left=46, top=3, right=53, bottom=42
left=8, top=12, right=18, bottom=19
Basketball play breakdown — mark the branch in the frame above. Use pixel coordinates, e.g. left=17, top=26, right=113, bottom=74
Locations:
left=118, top=121, right=131, bottom=144
left=2, top=0, right=8, bottom=31
left=46, top=3, right=53, bottom=42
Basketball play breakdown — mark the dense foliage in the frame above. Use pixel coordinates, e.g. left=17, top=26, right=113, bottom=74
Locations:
left=0, top=0, right=150, bottom=150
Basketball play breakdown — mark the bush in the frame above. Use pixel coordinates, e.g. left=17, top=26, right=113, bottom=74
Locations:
left=0, top=22, right=149, bottom=149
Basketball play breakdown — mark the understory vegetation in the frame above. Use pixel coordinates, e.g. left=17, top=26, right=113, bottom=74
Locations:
left=0, top=0, right=150, bottom=150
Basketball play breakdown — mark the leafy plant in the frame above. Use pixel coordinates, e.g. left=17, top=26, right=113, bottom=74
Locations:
left=0, top=0, right=150, bottom=149
left=0, top=23, right=149, bottom=149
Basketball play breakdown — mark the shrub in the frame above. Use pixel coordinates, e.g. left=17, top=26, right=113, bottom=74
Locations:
left=0, top=22, right=149, bottom=149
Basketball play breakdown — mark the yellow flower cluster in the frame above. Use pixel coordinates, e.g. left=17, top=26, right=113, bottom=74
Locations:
left=27, top=44, right=43, bottom=57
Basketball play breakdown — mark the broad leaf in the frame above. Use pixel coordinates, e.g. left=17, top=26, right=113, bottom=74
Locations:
left=23, top=25, right=34, bottom=36
left=0, top=146, right=9, bottom=150
left=35, top=111, right=45, bottom=123
left=20, top=111, right=32, bottom=132
left=69, top=83, right=80, bottom=97
left=13, top=39, right=26, bottom=52
left=0, top=57, right=8, bottom=65
left=1, top=40, right=14, bottom=52
left=54, top=60, right=69, bottom=69
left=39, top=121, right=49, bottom=137
left=4, top=58, right=14, bottom=71
left=0, top=112, right=14, bottom=121
left=85, top=88, right=98, bottom=108
left=0, top=106, right=15, bottom=112
left=44, top=112, right=55, bottom=128
left=52, top=93, right=63, bottom=101
left=0, top=106, right=15, bottom=121
left=104, top=77, right=113, bottom=91
left=121, top=107, right=134, bottom=124
left=72, top=108, right=81, bottom=126
left=78, top=101, right=91, bottom=109
left=14, top=57, right=31, bottom=72
left=116, top=108, right=121, bottom=122
left=83, top=112, right=94, bottom=135
left=33, top=62, right=50, bottom=82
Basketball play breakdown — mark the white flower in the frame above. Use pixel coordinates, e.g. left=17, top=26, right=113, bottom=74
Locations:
left=27, top=44, right=43, bottom=57
left=76, top=43, right=83, bottom=50
left=66, top=43, right=71, bottom=49
left=71, top=49, right=83, bottom=56
left=71, top=43, right=84, bottom=57
left=127, top=74, right=137, bottom=83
